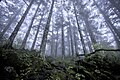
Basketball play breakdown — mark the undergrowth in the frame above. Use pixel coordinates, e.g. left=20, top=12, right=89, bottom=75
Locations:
left=0, top=48, right=120, bottom=80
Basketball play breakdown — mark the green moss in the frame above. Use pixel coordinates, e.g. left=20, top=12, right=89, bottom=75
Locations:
left=0, top=48, right=120, bottom=80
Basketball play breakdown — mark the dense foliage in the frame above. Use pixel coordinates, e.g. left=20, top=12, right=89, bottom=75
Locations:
left=0, top=48, right=120, bottom=80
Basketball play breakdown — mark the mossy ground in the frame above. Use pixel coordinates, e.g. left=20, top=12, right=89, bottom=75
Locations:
left=0, top=48, right=120, bottom=80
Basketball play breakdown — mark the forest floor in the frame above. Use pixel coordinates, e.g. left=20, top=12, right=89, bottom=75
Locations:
left=0, top=48, right=120, bottom=80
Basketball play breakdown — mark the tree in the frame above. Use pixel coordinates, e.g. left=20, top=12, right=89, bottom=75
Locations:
left=67, top=16, right=74, bottom=57
left=31, top=13, right=44, bottom=50
left=61, top=10, right=65, bottom=59
left=0, top=6, right=23, bottom=40
left=93, top=0, right=120, bottom=48
left=66, top=24, right=71, bottom=56
left=39, top=0, right=55, bottom=55
left=20, top=1, right=41, bottom=49
left=3, top=0, right=35, bottom=48
left=73, top=2, right=87, bottom=54
left=54, top=26, right=59, bottom=57
left=84, top=14, right=97, bottom=44
left=73, top=26, right=79, bottom=55
left=50, top=26, right=55, bottom=56
left=84, top=26, right=93, bottom=52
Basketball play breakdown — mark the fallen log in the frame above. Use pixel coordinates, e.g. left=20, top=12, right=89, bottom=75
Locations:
left=78, top=49, right=120, bottom=57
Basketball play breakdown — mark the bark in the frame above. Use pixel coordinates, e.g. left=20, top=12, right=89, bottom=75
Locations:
left=67, top=27, right=71, bottom=56
left=73, top=3, right=87, bottom=55
left=73, top=29, right=79, bottom=56
left=39, top=0, right=55, bottom=55
left=55, top=30, right=58, bottom=57
left=20, top=1, right=41, bottom=49
left=105, top=20, right=120, bottom=48
left=68, top=18, right=74, bottom=57
left=50, top=27, right=54, bottom=56
left=31, top=14, right=44, bottom=50
left=84, top=28, right=93, bottom=52
left=84, top=18, right=97, bottom=44
left=105, top=21, right=120, bottom=48
left=61, top=11, right=65, bottom=59
left=3, top=0, right=34, bottom=49
left=0, top=6, right=23, bottom=40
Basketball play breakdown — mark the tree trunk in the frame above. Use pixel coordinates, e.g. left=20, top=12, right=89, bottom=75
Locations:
left=73, top=29, right=79, bottom=56
left=84, top=18, right=97, bottom=44
left=3, top=0, right=34, bottom=49
left=0, top=6, right=23, bottom=40
left=84, top=26, right=93, bottom=52
left=94, top=0, right=120, bottom=39
left=39, top=0, right=55, bottom=55
left=67, top=27, right=71, bottom=56
left=93, top=0, right=120, bottom=48
left=20, top=1, right=41, bottom=49
left=55, top=29, right=58, bottom=57
left=68, top=19, right=74, bottom=57
left=50, top=27, right=54, bottom=56
left=61, top=22, right=65, bottom=59
left=61, top=11, right=65, bottom=59
left=73, top=3, right=87, bottom=55
left=31, top=14, right=44, bottom=50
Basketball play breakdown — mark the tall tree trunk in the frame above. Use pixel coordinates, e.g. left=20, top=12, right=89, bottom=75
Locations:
left=73, top=29, right=78, bottom=56
left=94, top=0, right=120, bottom=39
left=68, top=19, right=74, bottom=57
left=31, top=14, right=44, bottom=50
left=61, top=22, right=65, bottom=59
left=3, top=0, right=34, bottom=49
left=105, top=22, right=120, bottom=48
left=0, top=6, right=23, bottom=40
left=50, top=27, right=54, bottom=56
left=67, top=27, right=71, bottom=56
left=55, top=29, right=58, bottom=57
left=93, top=0, right=120, bottom=48
left=113, top=31, right=120, bottom=48
left=73, top=3, right=87, bottom=55
left=61, top=11, right=65, bottom=59
left=84, top=18, right=97, bottom=44
left=84, top=26, right=93, bottom=52
left=20, top=1, right=41, bottom=49
left=39, top=0, right=55, bottom=55
left=69, top=27, right=74, bottom=56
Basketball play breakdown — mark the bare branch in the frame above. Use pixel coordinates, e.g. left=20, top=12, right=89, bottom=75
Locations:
left=23, top=0, right=29, bottom=6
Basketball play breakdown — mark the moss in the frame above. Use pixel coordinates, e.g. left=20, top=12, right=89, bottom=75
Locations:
left=0, top=48, right=120, bottom=80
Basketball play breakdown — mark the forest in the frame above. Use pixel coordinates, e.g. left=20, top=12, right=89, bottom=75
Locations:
left=0, top=0, right=120, bottom=80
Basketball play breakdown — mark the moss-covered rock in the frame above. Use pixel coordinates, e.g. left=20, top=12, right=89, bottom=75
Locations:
left=0, top=48, right=120, bottom=80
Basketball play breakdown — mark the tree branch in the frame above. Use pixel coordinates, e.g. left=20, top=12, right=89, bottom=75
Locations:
left=78, top=49, right=120, bottom=57
left=23, top=0, right=29, bottom=6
